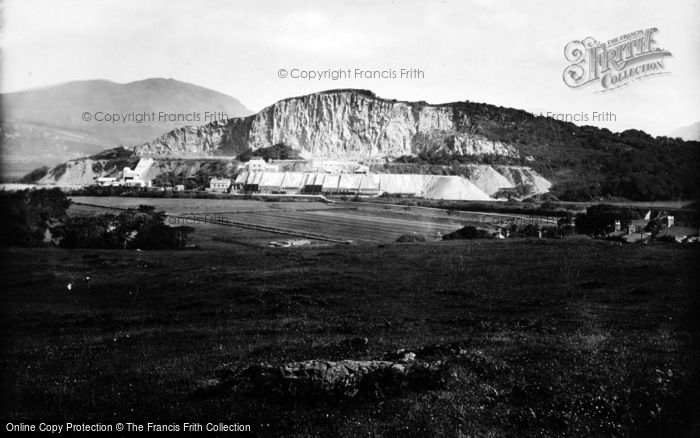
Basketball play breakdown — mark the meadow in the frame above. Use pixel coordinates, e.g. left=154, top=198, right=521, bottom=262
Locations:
left=1, top=237, right=698, bottom=436
left=67, top=197, right=555, bottom=246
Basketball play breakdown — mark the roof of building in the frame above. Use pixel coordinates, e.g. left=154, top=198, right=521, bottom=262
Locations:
left=303, top=173, right=325, bottom=186
left=133, top=158, right=156, bottom=172
left=282, top=172, right=305, bottom=188
left=338, top=174, right=363, bottom=190
left=259, top=172, right=286, bottom=187
left=234, top=172, right=249, bottom=184
left=248, top=172, right=263, bottom=185
left=358, top=174, right=381, bottom=190
left=230, top=171, right=493, bottom=200
left=322, top=174, right=341, bottom=190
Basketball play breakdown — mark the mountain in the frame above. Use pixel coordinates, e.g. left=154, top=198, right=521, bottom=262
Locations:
left=130, top=89, right=699, bottom=201
left=23, top=89, right=700, bottom=201
left=670, top=122, right=700, bottom=141
left=0, top=78, right=252, bottom=180
left=134, top=89, right=520, bottom=159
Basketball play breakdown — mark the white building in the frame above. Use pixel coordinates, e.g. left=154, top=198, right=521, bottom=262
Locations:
left=122, top=158, right=158, bottom=187
left=209, top=178, right=232, bottom=193
left=96, top=177, right=119, bottom=187
left=232, top=171, right=492, bottom=200
left=237, top=157, right=279, bottom=172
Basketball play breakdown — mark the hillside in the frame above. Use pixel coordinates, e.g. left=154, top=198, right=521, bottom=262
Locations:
left=131, top=89, right=699, bottom=201
left=134, top=89, right=521, bottom=159
left=0, top=78, right=252, bottom=180
left=23, top=89, right=700, bottom=201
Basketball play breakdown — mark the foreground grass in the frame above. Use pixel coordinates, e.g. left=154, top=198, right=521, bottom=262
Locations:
left=1, top=239, right=698, bottom=436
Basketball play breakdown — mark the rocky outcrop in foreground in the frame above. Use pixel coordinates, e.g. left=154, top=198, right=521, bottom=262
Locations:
left=198, top=342, right=505, bottom=401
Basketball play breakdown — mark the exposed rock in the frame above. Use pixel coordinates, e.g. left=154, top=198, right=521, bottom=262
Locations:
left=242, top=357, right=446, bottom=399
left=493, top=165, right=552, bottom=195
left=134, top=90, right=521, bottom=160
left=462, top=164, right=550, bottom=196
left=211, top=342, right=483, bottom=401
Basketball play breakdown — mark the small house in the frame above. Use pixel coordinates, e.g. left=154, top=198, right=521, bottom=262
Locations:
left=209, top=178, right=232, bottom=193
left=96, top=177, right=119, bottom=187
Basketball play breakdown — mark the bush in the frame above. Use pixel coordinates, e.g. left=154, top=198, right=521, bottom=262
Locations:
left=442, top=226, right=491, bottom=240
left=575, top=204, right=640, bottom=237
left=0, top=189, right=71, bottom=247
left=238, top=143, right=301, bottom=162
left=645, top=219, right=662, bottom=234
left=396, top=233, right=427, bottom=243
left=58, top=204, right=194, bottom=250
left=89, top=146, right=133, bottom=160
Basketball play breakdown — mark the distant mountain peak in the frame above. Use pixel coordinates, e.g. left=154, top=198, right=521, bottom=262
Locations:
left=1, top=78, right=252, bottom=180
left=670, top=121, right=700, bottom=141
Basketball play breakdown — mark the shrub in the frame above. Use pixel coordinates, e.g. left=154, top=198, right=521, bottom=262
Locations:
left=238, top=143, right=301, bottom=162
left=0, top=189, right=71, bottom=247
left=396, top=233, right=428, bottom=243
left=575, top=204, right=640, bottom=237
left=442, top=226, right=491, bottom=240
left=89, top=146, right=133, bottom=160
left=59, top=204, right=193, bottom=250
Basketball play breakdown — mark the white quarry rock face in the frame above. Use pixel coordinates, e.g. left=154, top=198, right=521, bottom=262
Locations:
left=39, top=91, right=552, bottom=195
left=133, top=91, right=520, bottom=160
left=465, top=165, right=552, bottom=196
left=38, top=159, right=102, bottom=186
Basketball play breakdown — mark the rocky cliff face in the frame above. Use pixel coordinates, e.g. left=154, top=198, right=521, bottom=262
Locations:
left=133, top=90, right=520, bottom=160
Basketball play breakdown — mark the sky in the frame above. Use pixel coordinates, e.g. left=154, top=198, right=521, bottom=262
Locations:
left=1, top=0, right=699, bottom=136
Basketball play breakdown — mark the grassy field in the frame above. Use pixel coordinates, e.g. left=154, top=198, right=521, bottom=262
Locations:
left=1, top=238, right=698, bottom=436
left=68, top=198, right=465, bottom=245
left=68, top=197, right=556, bottom=246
